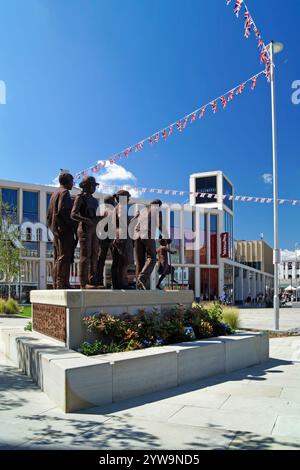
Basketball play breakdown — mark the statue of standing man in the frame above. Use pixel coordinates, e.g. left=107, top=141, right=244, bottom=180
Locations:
left=71, top=176, right=100, bottom=289
left=111, top=190, right=134, bottom=289
left=135, top=199, right=164, bottom=290
left=47, top=172, right=76, bottom=289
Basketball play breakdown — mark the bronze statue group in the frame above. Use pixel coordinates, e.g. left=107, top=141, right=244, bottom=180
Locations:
left=47, top=172, right=177, bottom=290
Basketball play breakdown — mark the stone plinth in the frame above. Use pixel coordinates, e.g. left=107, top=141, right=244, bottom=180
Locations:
left=30, top=289, right=194, bottom=350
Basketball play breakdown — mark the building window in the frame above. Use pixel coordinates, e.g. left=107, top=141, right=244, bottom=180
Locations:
left=184, top=209, right=195, bottom=264
left=223, top=264, right=234, bottom=304
left=172, top=266, right=195, bottom=291
left=170, top=210, right=181, bottom=264
left=223, top=177, right=233, bottom=211
left=200, top=213, right=207, bottom=264
left=46, top=193, right=52, bottom=212
left=1, top=188, right=18, bottom=222
left=200, top=268, right=219, bottom=301
left=210, top=214, right=218, bottom=265
left=224, top=210, right=233, bottom=259
left=195, top=176, right=217, bottom=205
left=23, top=241, right=39, bottom=257
left=23, top=191, right=39, bottom=223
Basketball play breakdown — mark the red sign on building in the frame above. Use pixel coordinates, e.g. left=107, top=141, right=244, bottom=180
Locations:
left=221, top=232, right=229, bottom=258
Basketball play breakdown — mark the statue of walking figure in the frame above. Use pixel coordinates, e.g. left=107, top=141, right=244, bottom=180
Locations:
left=71, top=176, right=100, bottom=289
left=97, top=194, right=116, bottom=287
left=111, top=190, right=134, bottom=289
left=47, top=172, right=76, bottom=289
left=135, top=199, right=163, bottom=290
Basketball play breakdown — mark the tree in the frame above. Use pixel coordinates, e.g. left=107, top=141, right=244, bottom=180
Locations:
left=0, top=196, right=24, bottom=298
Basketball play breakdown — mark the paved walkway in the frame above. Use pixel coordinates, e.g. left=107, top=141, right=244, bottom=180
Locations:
left=1, top=336, right=300, bottom=450
left=239, top=307, right=300, bottom=332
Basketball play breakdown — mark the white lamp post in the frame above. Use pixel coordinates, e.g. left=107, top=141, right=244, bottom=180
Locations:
left=268, top=41, right=284, bottom=330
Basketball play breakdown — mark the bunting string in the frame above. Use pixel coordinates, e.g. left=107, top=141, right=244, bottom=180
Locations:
left=92, top=181, right=300, bottom=207
left=226, top=1, right=272, bottom=81
left=74, top=70, right=265, bottom=182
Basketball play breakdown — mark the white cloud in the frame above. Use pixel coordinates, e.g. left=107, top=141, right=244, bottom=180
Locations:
left=262, top=173, right=273, bottom=185
left=96, top=160, right=136, bottom=182
left=95, top=160, right=141, bottom=198
left=50, top=174, right=59, bottom=187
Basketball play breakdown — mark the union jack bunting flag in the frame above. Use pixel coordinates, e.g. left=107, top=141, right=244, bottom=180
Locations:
left=236, top=83, right=245, bottom=95
left=155, top=133, right=159, bottom=143
left=176, top=120, right=182, bottom=132
left=149, top=136, right=153, bottom=145
left=168, top=126, right=173, bottom=136
left=221, top=96, right=227, bottom=109
left=234, top=0, right=243, bottom=18
left=264, top=60, right=271, bottom=82
left=228, top=89, right=235, bottom=102
left=162, top=129, right=167, bottom=140
left=191, top=112, right=197, bottom=123
left=244, top=18, right=252, bottom=38
left=260, top=49, right=267, bottom=63
left=199, top=106, right=206, bottom=118
left=183, top=117, right=188, bottom=129
left=211, top=101, right=217, bottom=114
left=251, top=76, right=257, bottom=90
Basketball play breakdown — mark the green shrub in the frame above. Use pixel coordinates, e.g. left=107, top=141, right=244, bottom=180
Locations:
left=0, top=298, right=20, bottom=315
left=205, top=303, right=223, bottom=323
left=4, top=298, right=20, bottom=315
left=80, top=304, right=234, bottom=356
left=24, top=321, right=32, bottom=332
left=0, top=299, right=6, bottom=314
left=222, top=307, right=240, bottom=330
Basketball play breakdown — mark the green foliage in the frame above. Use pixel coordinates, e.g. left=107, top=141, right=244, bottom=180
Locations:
left=0, top=299, right=5, bottom=313
left=206, top=303, right=223, bottom=323
left=24, top=321, right=32, bottom=332
left=0, top=297, right=20, bottom=314
left=79, top=339, right=143, bottom=356
left=80, top=304, right=234, bottom=356
left=5, top=298, right=19, bottom=314
left=222, top=307, right=240, bottom=330
left=135, top=309, right=161, bottom=344
left=160, top=306, right=187, bottom=344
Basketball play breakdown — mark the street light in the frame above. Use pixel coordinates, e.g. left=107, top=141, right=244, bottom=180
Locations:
left=267, top=41, right=284, bottom=330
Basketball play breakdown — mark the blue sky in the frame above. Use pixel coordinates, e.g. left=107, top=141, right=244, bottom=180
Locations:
left=0, top=0, right=299, bottom=249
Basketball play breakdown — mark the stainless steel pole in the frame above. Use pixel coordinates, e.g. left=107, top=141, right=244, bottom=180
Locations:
left=270, top=42, right=280, bottom=330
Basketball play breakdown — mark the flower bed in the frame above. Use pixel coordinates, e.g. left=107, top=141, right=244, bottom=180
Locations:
left=79, top=303, right=235, bottom=356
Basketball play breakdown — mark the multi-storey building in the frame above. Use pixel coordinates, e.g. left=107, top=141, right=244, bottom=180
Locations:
left=0, top=171, right=274, bottom=304
left=279, top=250, right=300, bottom=289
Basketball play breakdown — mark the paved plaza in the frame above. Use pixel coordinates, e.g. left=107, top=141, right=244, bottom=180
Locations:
left=239, top=307, right=300, bottom=332
left=1, top=326, right=300, bottom=450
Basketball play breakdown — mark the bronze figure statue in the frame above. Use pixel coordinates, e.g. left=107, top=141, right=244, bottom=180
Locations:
left=47, top=172, right=76, bottom=289
left=71, top=176, right=100, bottom=289
left=111, top=190, right=134, bottom=289
left=156, top=239, right=177, bottom=290
left=97, top=195, right=116, bottom=287
left=135, top=199, right=163, bottom=290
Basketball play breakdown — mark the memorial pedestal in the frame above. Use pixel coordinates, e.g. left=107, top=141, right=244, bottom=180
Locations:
left=30, top=289, right=194, bottom=350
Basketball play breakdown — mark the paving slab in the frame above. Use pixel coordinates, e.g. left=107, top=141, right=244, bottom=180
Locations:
left=1, top=336, right=300, bottom=450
